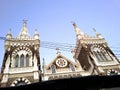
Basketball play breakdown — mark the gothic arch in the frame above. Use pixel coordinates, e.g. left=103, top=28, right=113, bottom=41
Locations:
left=51, top=64, right=56, bottom=73
left=15, top=54, right=19, bottom=67
left=91, top=45, right=112, bottom=61
left=107, top=69, right=118, bottom=75
left=11, top=47, right=32, bottom=67
left=10, top=77, right=31, bottom=87
left=12, top=46, right=32, bottom=56
left=26, top=54, right=30, bottom=67
left=91, top=45, right=106, bottom=53
left=69, top=63, right=75, bottom=71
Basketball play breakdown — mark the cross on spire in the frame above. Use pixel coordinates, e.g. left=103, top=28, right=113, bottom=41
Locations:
left=23, top=20, right=27, bottom=27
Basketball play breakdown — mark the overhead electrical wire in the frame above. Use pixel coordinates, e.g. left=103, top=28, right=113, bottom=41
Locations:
left=40, top=40, right=75, bottom=52
left=0, top=36, right=120, bottom=58
left=0, top=37, right=6, bottom=40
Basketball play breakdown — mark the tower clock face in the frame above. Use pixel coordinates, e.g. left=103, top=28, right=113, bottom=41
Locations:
left=56, top=58, right=67, bottom=67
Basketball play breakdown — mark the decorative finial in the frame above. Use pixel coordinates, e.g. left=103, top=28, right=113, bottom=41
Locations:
left=93, top=28, right=96, bottom=32
left=9, top=28, right=12, bottom=32
left=35, top=29, right=38, bottom=33
left=93, top=28, right=103, bottom=38
left=23, top=20, right=27, bottom=27
left=8, top=28, right=12, bottom=34
left=56, top=48, right=61, bottom=54
left=34, top=29, right=39, bottom=39
left=6, top=28, right=12, bottom=39
left=93, top=28, right=99, bottom=35
left=71, top=21, right=77, bottom=27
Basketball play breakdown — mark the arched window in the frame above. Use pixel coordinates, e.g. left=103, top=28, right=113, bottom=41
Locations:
left=105, top=52, right=112, bottom=61
left=26, top=54, right=29, bottom=67
left=11, top=78, right=31, bottom=87
left=94, top=51, right=102, bottom=61
left=107, top=69, right=118, bottom=75
left=69, top=63, right=75, bottom=71
left=51, top=65, right=56, bottom=73
left=20, top=54, right=24, bottom=67
left=92, top=47, right=112, bottom=62
left=16, top=81, right=27, bottom=86
left=15, top=54, right=19, bottom=67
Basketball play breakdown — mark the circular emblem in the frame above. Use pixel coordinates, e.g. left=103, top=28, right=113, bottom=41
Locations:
left=56, top=58, right=67, bottom=67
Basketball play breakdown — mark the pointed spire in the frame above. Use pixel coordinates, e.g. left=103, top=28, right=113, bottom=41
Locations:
left=72, top=21, right=80, bottom=35
left=56, top=48, right=61, bottom=54
left=18, top=20, right=30, bottom=38
left=42, top=58, right=46, bottom=74
left=72, top=21, right=84, bottom=39
left=93, top=28, right=103, bottom=39
left=34, top=29, right=39, bottom=39
left=23, top=20, right=27, bottom=27
left=34, top=29, right=39, bottom=34
left=6, top=28, right=12, bottom=39
left=93, top=28, right=97, bottom=34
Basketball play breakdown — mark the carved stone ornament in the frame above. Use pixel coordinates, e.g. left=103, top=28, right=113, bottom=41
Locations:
left=56, top=58, right=67, bottom=67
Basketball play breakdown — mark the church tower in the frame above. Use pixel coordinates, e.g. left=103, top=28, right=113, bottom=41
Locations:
left=72, top=22, right=120, bottom=76
left=0, top=21, right=41, bottom=87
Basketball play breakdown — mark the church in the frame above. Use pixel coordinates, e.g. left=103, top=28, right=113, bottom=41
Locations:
left=0, top=21, right=120, bottom=87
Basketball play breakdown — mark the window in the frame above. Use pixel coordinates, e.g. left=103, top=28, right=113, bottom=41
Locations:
left=15, top=54, right=19, bottom=67
left=14, top=53, right=31, bottom=67
left=94, top=51, right=102, bottom=61
left=108, top=69, right=118, bottom=75
left=51, top=65, right=56, bottom=73
left=93, top=47, right=112, bottom=62
left=26, top=54, right=29, bottom=67
left=12, top=47, right=32, bottom=68
left=20, top=54, right=24, bottom=67
left=16, top=81, right=27, bottom=86
left=69, top=63, right=75, bottom=71
left=105, top=52, right=112, bottom=61
left=101, top=52, right=107, bottom=61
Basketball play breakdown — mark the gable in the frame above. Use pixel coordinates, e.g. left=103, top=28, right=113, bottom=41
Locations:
left=46, top=53, right=77, bottom=70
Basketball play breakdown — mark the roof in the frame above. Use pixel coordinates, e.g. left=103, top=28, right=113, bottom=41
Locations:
left=46, top=52, right=77, bottom=69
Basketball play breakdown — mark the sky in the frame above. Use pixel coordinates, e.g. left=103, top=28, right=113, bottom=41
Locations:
left=0, top=0, right=120, bottom=69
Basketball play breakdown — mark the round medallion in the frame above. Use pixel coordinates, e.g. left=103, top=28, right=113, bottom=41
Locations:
left=56, top=58, right=67, bottom=67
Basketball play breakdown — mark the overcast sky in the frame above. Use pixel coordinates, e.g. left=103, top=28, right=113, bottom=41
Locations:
left=0, top=0, right=120, bottom=69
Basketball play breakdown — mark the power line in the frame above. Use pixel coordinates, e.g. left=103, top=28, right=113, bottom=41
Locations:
left=0, top=37, right=6, bottom=40
left=40, top=40, right=75, bottom=52
left=0, top=36, right=120, bottom=56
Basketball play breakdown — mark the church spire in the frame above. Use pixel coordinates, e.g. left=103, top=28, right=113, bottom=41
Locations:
left=72, top=21, right=84, bottom=39
left=18, top=20, right=30, bottom=38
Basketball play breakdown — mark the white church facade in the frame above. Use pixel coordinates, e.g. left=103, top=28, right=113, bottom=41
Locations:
left=0, top=21, right=120, bottom=87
